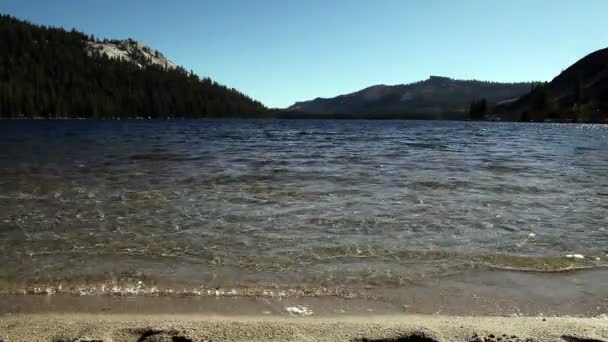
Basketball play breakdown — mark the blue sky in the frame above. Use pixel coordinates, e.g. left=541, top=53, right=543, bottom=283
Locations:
left=1, top=0, right=607, bottom=108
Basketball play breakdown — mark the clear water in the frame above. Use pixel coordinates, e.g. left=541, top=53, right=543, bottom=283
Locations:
left=1, top=119, right=607, bottom=298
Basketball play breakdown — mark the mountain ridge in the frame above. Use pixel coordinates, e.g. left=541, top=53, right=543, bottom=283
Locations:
left=287, top=76, right=533, bottom=117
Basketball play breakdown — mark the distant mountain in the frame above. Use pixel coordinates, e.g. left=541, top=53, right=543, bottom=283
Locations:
left=288, top=76, right=532, bottom=118
left=0, top=14, right=267, bottom=118
left=497, top=47, right=608, bottom=122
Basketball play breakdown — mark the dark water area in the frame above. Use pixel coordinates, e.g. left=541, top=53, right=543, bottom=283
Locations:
left=1, top=119, right=607, bottom=314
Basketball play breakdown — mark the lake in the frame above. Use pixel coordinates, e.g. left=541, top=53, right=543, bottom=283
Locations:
left=1, top=119, right=607, bottom=315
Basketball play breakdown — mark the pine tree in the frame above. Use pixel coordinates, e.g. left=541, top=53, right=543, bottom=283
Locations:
left=469, top=98, right=487, bottom=120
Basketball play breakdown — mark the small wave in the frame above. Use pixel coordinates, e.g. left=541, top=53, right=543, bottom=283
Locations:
left=410, top=179, right=472, bottom=190
left=403, top=142, right=448, bottom=150
left=475, top=255, right=608, bottom=273
left=128, top=153, right=204, bottom=161
left=480, top=263, right=608, bottom=273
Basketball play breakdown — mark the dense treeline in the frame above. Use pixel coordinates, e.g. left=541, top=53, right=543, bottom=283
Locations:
left=518, top=82, right=604, bottom=122
left=0, top=14, right=267, bottom=118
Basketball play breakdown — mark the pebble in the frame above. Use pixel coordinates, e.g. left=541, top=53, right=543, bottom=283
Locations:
left=566, top=254, right=584, bottom=259
left=286, top=305, right=313, bottom=317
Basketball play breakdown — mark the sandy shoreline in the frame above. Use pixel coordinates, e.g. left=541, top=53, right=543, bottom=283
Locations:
left=1, top=313, right=608, bottom=342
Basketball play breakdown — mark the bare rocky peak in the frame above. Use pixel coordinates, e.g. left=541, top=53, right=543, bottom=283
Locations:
left=86, top=38, right=177, bottom=69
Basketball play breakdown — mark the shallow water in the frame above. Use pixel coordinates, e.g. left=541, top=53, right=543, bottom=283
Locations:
left=0, top=119, right=607, bottom=303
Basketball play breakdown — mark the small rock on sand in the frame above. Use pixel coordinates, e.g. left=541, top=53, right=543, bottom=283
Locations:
left=566, top=254, right=584, bottom=259
left=286, top=305, right=313, bottom=316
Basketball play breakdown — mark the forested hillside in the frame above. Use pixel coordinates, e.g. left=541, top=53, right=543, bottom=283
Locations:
left=0, top=14, right=267, bottom=118
left=497, top=47, right=608, bottom=122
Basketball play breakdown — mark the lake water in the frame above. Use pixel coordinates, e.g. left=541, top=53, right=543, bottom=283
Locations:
left=1, top=119, right=607, bottom=315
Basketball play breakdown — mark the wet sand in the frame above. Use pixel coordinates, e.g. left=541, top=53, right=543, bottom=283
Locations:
left=1, top=313, right=608, bottom=342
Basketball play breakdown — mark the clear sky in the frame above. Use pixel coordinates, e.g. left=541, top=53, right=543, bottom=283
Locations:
left=1, top=0, right=607, bottom=108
